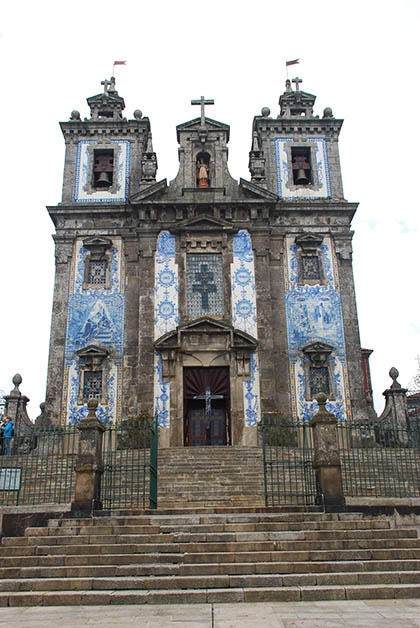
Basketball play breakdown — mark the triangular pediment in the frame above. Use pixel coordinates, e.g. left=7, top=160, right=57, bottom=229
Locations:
left=82, top=236, right=113, bottom=249
left=174, top=215, right=233, bottom=233
left=281, top=90, right=316, bottom=103
left=176, top=117, right=230, bottom=141
left=239, top=178, right=278, bottom=200
left=76, top=344, right=110, bottom=358
left=302, top=341, right=334, bottom=354
left=295, top=232, right=324, bottom=250
left=87, top=92, right=125, bottom=107
left=154, top=317, right=258, bottom=351
left=129, top=179, right=168, bottom=203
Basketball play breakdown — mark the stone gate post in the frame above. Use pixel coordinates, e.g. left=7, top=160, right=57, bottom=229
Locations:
left=310, top=392, right=345, bottom=511
left=71, top=399, right=105, bottom=515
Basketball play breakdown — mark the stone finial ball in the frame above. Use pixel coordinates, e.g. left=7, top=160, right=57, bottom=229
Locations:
left=12, top=373, right=22, bottom=387
left=389, top=367, right=399, bottom=381
left=70, top=110, right=81, bottom=121
left=315, top=392, right=328, bottom=405
left=323, top=107, right=333, bottom=118
left=87, top=398, right=99, bottom=411
left=261, top=107, right=271, bottom=118
left=133, top=109, right=143, bottom=120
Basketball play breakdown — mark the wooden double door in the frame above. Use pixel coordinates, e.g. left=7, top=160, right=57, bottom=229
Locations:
left=183, top=367, right=231, bottom=446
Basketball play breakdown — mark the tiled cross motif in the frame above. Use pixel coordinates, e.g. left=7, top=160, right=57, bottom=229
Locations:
left=193, top=264, right=217, bottom=310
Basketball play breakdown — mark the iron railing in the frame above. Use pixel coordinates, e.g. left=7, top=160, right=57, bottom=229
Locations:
left=337, top=416, right=420, bottom=498
left=262, top=414, right=316, bottom=506
left=101, top=414, right=158, bottom=510
left=0, top=426, right=78, bottom=506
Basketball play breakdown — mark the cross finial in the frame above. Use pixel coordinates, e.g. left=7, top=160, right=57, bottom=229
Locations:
left=101, top=78, right=111, bottom=94
left=191, top=95, right=215, bottom=127
left=292, top=77, right=303, bottom=91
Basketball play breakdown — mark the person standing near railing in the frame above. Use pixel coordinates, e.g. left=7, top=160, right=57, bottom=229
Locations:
left=1, top=417, right=14, bottom=456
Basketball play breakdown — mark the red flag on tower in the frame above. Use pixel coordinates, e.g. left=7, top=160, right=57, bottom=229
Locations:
left=286, top=59, right=299, bottom=66
left=113, top=60, right=127, bottom=66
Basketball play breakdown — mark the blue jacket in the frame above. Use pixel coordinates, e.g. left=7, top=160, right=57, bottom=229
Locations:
left=2, top=422, right=14, bottom=438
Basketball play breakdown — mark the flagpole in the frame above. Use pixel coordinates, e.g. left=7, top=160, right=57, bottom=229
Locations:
left=285, top=59, right=300, bottom=81
left=112, top=61, right=127, bottom=79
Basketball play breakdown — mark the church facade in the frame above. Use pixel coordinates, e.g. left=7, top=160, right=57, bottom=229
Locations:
left=44, top=78, right=370, bottom=447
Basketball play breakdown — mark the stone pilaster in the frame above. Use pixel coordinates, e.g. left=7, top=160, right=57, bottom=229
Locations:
left=310, top=392, right=345, bottom=511
left=71, top=399, right=105, bottom=515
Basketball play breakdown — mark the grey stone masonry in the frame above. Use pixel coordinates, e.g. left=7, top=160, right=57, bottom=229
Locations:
left=44, top=78, right=373, bottom=438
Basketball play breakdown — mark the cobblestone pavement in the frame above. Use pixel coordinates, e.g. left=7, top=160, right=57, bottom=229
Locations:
left=0, top=600, right=419, bottom=627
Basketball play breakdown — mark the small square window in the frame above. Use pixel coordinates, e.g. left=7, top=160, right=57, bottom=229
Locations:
left=83, top=371, right=103, bottom=400
left=309, top=366, right=330, bottom=397
left=301, top=255, right=320, bottom=280
left=88, top=260, right=107, bottom=285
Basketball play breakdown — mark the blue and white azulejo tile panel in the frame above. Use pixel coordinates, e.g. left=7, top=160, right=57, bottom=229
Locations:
left=274, top=137, right=331, bottom=199
left=74, top=140, right=130, bottom=203
left=154, top=353, right=170, bottom=429
left=154, top=232, right=179, bottom=428
left=61, top=237, right=125, bottom=425
left=231, top=230, right=260, bottom=427
left=284, top=235, right=351, bottom=421
left=154, top=232, right=179, bottom=340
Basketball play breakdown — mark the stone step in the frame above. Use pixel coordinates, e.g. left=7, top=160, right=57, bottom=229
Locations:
left=1, top=569, right=420, bottom=593
left=1, top=583, right=420, bottom=606
left=3, top=537, right=420, bottom=557
left=47, top=512, right=376, bottom=526
left=2, top=544, right=420, bottom=562
left=26, top=520, right=393, bottom=537
left=22, top=528, right=412, bottom=542
left=2, top=559, right=420, bottom=580
left=1, top=550, right=420, bottom=570
left=12, top=530, right=418, bottom=549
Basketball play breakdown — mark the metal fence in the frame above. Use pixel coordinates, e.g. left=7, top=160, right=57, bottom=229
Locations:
left=0, top=426, right=78, bottom=506
left=101, top=414, right=158, bottom=510
left=262, top=414, right=316, bottom=506
left=337, top=416, right=420, bottom=498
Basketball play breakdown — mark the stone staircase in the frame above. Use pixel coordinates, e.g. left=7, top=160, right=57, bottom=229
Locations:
left=0, top=445, right=419, bottom=606
left=157, top=446, right=266, bottom=510
left=0, top=511, right=420, bottom=605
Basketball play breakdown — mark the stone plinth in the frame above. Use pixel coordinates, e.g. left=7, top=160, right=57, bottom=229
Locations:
left=71, top=399, right=105, bottom=515
left=310, top=393, right=345, bottom=510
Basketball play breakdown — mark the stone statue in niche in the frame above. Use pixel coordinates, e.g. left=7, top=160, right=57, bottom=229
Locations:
left=197, top=158, right=209, bottom=188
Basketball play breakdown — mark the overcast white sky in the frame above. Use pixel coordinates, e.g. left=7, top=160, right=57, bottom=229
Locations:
left=0, top=0, right=419, bottom=418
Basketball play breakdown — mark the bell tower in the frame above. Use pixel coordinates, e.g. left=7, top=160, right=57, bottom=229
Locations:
left=248, top=78, right=369, bottom=423
left=168, top=95, right=238, bottom=199
left=251, top=77, right=343, bottom=199
left=45, top=78, right=156, bottom=425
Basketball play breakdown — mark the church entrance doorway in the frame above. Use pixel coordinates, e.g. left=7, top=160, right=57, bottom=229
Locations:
left=183, top=367, right=231, bottom=446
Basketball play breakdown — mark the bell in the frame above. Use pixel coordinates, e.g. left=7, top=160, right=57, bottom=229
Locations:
left=96, top=171, right=111, bottom=188
left=295, top=168, right=309, bottom=185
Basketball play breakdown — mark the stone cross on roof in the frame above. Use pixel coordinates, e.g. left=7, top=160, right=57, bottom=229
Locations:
left=191, top=95, right=215, bottom=127
left=101, top=79, right=111, bottom=94
left=292, top=77, right=303, bottom=91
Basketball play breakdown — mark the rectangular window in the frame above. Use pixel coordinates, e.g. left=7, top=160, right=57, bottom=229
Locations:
left=291, top=147, right=312, bottom=185
left=186, top=254, right=224, bottom=317
left=87, top=260, right=107, bottom=285
left=301, top=255, right=320, bottom=280
left=309, top=366, right=330, bottom=397
left=93, top=149, right=114, bottom=189
left=83, top=371, right=103, bottom=399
